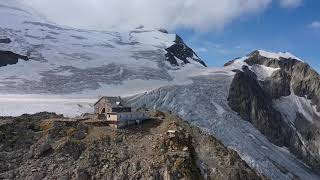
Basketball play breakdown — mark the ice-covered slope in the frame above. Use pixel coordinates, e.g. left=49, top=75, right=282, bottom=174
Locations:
left=0, top=0, right=206, bottom=92
left=0, top=0, right=206, bottom=116
left=128, top=51, right=320, bottom=179
left=128, top=50, right=320, bottom=179
left=127, top=68, right=319, bottom=180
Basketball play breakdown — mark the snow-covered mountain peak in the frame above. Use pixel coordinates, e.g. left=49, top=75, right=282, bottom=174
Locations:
left=224, top=49, right=320, bottom=124
left=224, top=50, right=303, bottom=68
left=0, top=0, right=208, bottom=98
left=253, top=50, right=302, bottom=61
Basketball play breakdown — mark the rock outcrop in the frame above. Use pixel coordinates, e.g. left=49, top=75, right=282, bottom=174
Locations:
left=0, top=50, right=29, bottom=67
left=245, top=50, right=320, bottom=111
left=0, top=112, right=264, bottom=180
left=165, top=35, right=207, bottom=67
left=228, top=66, right=289, bottom=146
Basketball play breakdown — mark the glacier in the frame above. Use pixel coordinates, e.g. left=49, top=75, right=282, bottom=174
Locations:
left=127, top=72, right=319, bottom=180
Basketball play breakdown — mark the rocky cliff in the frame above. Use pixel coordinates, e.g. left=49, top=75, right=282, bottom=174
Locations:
left=227, top=50, right=320, bottom=173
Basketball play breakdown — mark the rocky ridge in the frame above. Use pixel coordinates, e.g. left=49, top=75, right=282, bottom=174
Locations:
left=0, top=112, right=263, bottom=180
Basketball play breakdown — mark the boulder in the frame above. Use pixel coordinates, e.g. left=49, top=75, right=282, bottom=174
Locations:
left=38, top=143, right=53, bottom=157
left=0, top=38, right=11, bottom=44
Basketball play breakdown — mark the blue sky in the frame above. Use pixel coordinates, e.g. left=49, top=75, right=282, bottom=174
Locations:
left=176, top=0, right=320, bottom=70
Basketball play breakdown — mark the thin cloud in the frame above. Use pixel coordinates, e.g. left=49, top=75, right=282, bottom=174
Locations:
left=309, top=21, right=320, bottom=29
left=21, top=0, right=271, bottom=31
left=279, top=0, right=303, bottom=8
left=195, top=47, right=208, bottom=53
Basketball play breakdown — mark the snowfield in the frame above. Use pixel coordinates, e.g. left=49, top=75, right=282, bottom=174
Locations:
left=0, top=0, right=203, bottom=117
left=274, top=93, right=320, bottom=124
left=0, top=95, right=94, bottom=117
left=0, top=65, right=228, bottom=117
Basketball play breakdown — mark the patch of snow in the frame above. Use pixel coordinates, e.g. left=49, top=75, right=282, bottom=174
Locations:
left=251, top=64, right=280, bottom=81
left=212, top=101, right=226, bottom=117
left=258, top=50, right=302, bottom=61
left=225, top=57, right=249, bottom=70
left=130, top=30, right=175, bottom=47
left=273, top=93, right=320, bottom=124
left=223, top=57, right=280, bottom=81
left=54, top=70, right=74, bottom=76
left=276, top=146, right=291, bottom=154
left=0, top=60, right=50, bottom=81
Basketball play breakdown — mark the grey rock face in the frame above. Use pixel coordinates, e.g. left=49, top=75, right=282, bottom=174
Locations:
left=262, top=70, right=292, bottom=98
left=245, top=50, right=320, bottom=110
left=228, top=50, right=320, bottom=173
left=228, top=66, right=289, bottom=146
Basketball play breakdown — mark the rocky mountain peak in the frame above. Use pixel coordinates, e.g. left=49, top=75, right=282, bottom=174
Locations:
left=224, top=50, right=303, bottom=68
left=249, top=50, right=302, bottom=61
left=227, top=50, right=320, bottom=111
left=227, top=49, right=320, bottom=173
left=165, top=35, right=207, bottom=67
left=244, top=50, right=303, bottom=69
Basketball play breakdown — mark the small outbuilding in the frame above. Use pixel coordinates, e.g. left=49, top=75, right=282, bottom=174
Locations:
left=94, top=96, right=149, bottom=129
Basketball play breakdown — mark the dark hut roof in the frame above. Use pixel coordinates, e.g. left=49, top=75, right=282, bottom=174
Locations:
left=94, top=96, right=127, bottom=107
